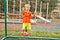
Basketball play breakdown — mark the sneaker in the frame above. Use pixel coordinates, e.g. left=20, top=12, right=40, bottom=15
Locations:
left=21, top=33, right=25, bottom=36
left=25, top=33, right=30, bottom=36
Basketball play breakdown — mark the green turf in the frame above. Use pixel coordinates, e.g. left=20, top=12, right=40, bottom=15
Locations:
left=0, top=30, right=60, bottom=37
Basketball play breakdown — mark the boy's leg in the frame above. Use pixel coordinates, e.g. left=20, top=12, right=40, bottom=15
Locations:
left=25, top=23, right=31, bottom=36
left=21, top=30, right=25, bottom=36
left=21, top=23, right=26, bottom=36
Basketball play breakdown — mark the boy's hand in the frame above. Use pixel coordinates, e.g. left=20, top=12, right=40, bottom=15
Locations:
left=34, top=13, right=38, bottom=16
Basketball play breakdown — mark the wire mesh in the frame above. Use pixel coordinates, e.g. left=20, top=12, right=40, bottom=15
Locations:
left=0, top=0, right=60, bottom=40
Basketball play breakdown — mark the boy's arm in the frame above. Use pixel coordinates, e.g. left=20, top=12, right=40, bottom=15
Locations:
left=19, top=11, right=24, bottom=19
left=30, top=12, right=33, bottom=17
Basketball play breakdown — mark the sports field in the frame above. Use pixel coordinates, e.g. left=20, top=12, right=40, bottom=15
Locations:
left=0, top=19, right=60, bottom=40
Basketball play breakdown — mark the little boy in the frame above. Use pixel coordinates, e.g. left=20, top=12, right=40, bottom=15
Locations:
left=21, top=4, right=33, bottom=36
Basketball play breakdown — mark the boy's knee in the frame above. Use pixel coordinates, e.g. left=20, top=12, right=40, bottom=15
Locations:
left=25, top=29, right=27, bottom=32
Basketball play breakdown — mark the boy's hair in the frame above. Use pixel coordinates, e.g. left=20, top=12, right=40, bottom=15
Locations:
left=24, top=4, right=30, bottom=7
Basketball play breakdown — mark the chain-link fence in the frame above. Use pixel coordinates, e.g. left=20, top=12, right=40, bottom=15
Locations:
left=0, top=0, right=60, bottom=40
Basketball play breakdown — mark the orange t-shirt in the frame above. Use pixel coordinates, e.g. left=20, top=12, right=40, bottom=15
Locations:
left=22, top=11, right=32, bottom=23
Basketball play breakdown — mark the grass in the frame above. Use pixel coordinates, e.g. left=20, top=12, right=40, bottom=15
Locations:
left=0, top=30, right=60, bottom=37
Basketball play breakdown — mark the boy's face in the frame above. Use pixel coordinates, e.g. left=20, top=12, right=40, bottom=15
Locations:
left=25, top=6, right=30, bottom=11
